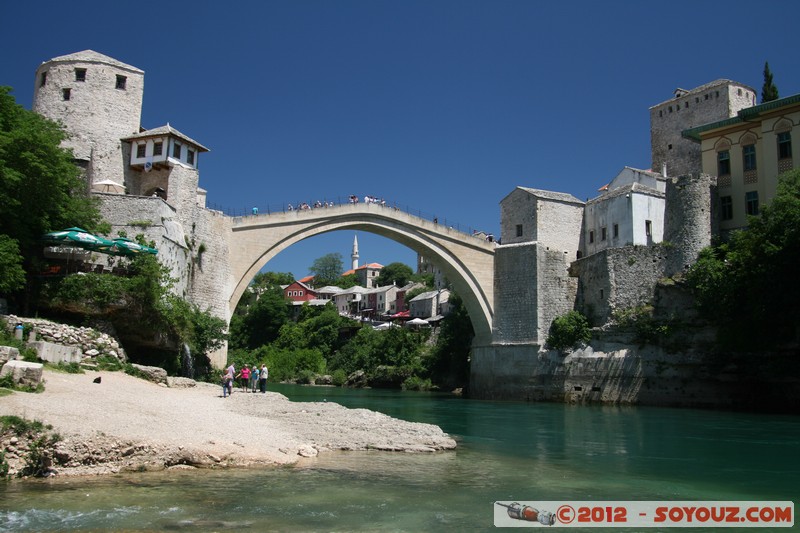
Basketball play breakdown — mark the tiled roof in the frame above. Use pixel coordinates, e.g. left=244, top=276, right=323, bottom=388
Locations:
left=122, top=124, right=209, bottom=152
left=516, top=187, right=584, bottom=205
left=44, top=50, right=143, bottom=74
left=586, top=182, right=664, bottom=205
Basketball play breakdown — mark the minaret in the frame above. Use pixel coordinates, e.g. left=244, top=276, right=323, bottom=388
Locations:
left=351, top=234, right=359, bottom=270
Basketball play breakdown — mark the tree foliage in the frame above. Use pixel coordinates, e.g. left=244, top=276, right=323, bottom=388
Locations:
left=228, top=286, right=289, bottom=350
left=426, top=292, right=473, bottom=389
left=0, top=87, right=104, bottom=304
left=374, top=262, right=414, bottom=287
left=687, top=169, right=800, bottom=348
left=546, top=310, right=591, bottom=351
left=309, top=253, right=344, bottom=287
left=0, top=235, right=26, bottom=294
left=761, top=62, right=779, bottom=103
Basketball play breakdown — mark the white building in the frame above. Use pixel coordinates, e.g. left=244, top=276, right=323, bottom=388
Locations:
left=581, top=167, right=666, bottom=257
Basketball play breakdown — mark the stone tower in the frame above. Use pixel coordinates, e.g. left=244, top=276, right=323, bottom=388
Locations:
left=663, top=174, right=717, bottom=276
left=650, top=80, right=755, bottom=178
left=32, top=50, right=144, bottom=190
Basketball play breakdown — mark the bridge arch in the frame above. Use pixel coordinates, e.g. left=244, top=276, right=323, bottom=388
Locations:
left=228, top=204, right=496, bottom=343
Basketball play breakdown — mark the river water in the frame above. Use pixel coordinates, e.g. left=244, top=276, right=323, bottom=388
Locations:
left=1, top=384, right=798, bottom=531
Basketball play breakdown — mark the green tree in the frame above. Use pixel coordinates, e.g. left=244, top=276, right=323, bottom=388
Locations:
left=546, top=310, right=591, bottom=351
left=234, top=271, right=294, bottom=314
left=761, top=61, right=779, bottom=103
left=374, top=262, right=414, bottom=287
left=252, top=271, right=294, bottom=289
left=0, top=235, right=25, bottom=293
left=426, top=293, right=473, bottom=389
left=687, top=169, right=800, bottom=348
left=309, top=253, right=344, bottom=287
left=335, top=272, right=359, bottom=289
left=228, top=286, right=289, bottom=349
left=0, top=87, right=104, bottom=306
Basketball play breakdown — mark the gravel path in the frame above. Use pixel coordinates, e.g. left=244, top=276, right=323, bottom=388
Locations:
left=0, top=370, right=456, bottom=476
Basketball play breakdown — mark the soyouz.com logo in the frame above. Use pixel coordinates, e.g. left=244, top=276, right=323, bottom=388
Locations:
left=493, top=501, right=794, bottom=527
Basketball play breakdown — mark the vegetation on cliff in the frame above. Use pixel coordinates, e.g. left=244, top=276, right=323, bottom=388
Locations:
left=687, top=169, right=800, bottom=349
left=41, top=253, right=227, bottom=379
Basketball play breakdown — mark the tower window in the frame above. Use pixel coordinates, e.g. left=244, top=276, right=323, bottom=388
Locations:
left=589, top=231, right=594, bottom=244
left=601, top=227, right=607, bottom=241
left=173, top=143, right=181, bottom=159
left=153, top=142, right=163, bottom=156
left=75, top=68, right=86, bottom=82
left=136, top=144, right=146, bottom=158
left=115, top=75, right=127, bottom=90
left=40, top=72, right=47, bottom=87
left=645, top=220, right=652, bottom=237
left=62, top=88, right=71, bottom=101
left=515, top=224, right=523, bottom=237
left=187, top=149, right=195, bottom=165
left=613, top=224, right=619, bottom=238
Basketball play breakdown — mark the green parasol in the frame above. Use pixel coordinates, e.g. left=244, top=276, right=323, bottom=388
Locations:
left=42, top=228, right=115, bottom=252
left=109, top=237, right=158, bottom=256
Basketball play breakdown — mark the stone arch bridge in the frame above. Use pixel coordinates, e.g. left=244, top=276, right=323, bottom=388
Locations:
left=227, top=203, right=496, bottom=343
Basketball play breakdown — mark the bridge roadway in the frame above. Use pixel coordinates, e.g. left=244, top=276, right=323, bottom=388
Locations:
left=228, top=202, right=497, bottom=343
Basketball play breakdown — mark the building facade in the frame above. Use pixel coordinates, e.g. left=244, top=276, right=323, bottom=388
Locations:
left=581, top=167, right=666, bottom=257
left=683, top=94, right=800, bottom=234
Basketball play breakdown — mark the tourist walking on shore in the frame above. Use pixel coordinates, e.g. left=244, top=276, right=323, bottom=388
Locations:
left=259, top=364, right=268, bottom=393
left=225, top=363, right=235, bottom=396
left=250, top=365, right=259, bottom=393
left=222, top=365, right=234, bottom=397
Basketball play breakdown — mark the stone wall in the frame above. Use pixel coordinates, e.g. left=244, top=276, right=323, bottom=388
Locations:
left=492, top=242, right=576, bottom=344
left=470, top=337, right=799, bottom=410
left=2, top=315, right=126, bottom=362
left=97, top=194, right=192, bottom=297
left=492, top=243, right=539, bottom=343
left=570, top=246, right=668, bottom=326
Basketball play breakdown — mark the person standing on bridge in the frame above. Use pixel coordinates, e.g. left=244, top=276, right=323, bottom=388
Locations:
left=252, top=206, right=258, bottom=215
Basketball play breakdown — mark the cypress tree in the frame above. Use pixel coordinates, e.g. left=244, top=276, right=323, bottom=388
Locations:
left=761, top=61, right=779, bottom=103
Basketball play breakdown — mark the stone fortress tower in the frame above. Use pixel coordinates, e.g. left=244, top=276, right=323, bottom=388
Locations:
left=32, top=51, right=144, bottom=192
left=650, top=79, right=756, bottom=177
left=31, top=50, right=234, bottom=366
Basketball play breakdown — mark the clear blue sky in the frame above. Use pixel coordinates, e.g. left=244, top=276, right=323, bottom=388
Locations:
left=3, top=1, right=799, bottom=280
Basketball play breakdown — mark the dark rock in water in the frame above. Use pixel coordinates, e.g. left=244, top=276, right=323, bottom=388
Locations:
left=93, top=376, right=101, bottom=384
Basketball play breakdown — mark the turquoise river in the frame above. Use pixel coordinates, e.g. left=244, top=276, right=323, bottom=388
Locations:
left=1, top=384, right=798, bottom=531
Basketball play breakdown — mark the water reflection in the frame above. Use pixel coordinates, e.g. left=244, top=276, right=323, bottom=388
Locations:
left=1, top=384, right=798, bottom=531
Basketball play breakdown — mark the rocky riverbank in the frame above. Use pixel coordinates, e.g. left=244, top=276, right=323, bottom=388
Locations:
left=0, top=369, right=456, bottom=478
